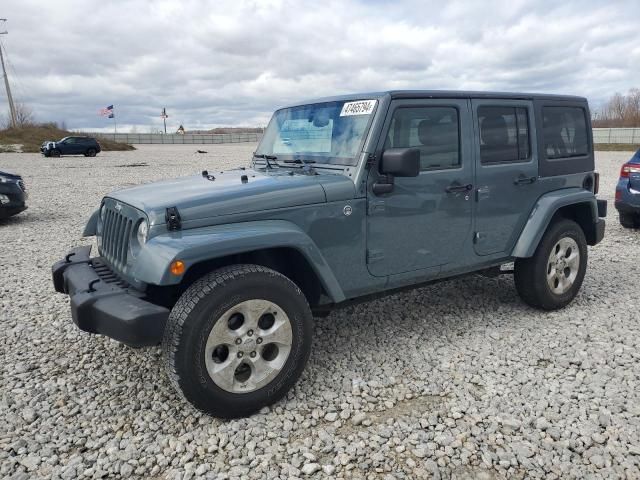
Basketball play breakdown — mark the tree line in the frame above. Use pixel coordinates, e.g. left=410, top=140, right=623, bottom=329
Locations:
left=592, top=88, right=640, bottom=127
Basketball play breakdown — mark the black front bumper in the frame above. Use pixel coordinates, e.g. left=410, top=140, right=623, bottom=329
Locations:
left=52, top=246, right=169, bottom=347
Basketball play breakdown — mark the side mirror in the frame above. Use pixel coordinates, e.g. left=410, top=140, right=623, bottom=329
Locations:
left=372, top=148, right=420, bottom=195
left=380, top=148, right=420, bottom=177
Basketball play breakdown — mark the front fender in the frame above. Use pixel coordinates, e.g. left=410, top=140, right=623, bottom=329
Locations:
left=131, top=220, right=346, bottom=303
left=511, top=188, right=598, bottom=258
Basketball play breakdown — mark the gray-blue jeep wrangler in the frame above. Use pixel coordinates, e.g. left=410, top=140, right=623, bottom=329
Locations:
left=53, top=91, right=607, bottom=418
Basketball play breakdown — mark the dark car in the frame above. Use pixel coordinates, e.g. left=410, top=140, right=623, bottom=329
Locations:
left=42, top=136, right=101, bottom=157
left=614, top=148, right=640, bottom=228
left=0, top=170, right=27, bottom=219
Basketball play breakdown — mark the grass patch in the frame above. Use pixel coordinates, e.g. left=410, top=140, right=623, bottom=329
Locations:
left=594, top=143, right=640, bottom=152
left=0, top=124, right=135, bottom=153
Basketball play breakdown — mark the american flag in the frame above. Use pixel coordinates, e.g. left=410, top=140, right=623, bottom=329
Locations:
left=99, top=105, right=114, bottom=118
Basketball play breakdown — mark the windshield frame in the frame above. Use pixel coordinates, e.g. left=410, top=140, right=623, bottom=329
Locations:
left=254, top=99, right=379, bottom=167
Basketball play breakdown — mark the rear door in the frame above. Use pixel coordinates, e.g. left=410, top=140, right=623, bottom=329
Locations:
left=472, top=100, right=539, bottom=256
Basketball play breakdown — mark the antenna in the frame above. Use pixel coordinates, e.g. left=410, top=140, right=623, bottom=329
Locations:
left=0, top=19, right=17, bottom=128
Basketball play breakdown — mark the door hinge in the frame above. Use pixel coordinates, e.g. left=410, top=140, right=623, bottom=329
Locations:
left=165, top=206, right=182, bottom=231
left=366, top=153, right=376, bottom=167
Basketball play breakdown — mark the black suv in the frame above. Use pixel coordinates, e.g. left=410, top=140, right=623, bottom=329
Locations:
left=0, top=170, right=27, bottom=219
left=41, top=136, right=101, bottom=157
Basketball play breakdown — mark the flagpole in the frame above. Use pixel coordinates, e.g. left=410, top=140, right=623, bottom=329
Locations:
left=113, top=106, right=117, bottom=136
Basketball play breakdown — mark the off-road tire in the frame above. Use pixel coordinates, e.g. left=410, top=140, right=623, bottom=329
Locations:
left=619, top=212, right=638, bottom=229
left=514, top=218, right=588, bottom=310
left=162, top=264, right=313, bottom=418
left=85, top=148, right=97, bottom=157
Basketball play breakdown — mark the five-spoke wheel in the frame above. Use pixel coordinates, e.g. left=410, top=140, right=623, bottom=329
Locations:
left=205, top=299, right=293, bottom=393
left=162, top=264, right=313, bottom=418
left=515, top=218, right=587, bottom=310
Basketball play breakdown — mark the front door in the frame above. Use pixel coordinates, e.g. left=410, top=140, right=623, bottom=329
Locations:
left=472, top=100, right=539, bottom=256
left=366, top=99, right=474, bottom=277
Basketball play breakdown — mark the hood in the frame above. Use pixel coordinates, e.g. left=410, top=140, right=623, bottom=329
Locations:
left=107, top=168, right=356, bottom=226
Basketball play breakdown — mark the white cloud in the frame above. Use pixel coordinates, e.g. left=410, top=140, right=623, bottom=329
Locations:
left=1, top=0, right=638, bottom=131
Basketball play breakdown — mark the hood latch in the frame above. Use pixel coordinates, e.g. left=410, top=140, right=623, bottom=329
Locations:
left=165, top=206, right=182, bottom=231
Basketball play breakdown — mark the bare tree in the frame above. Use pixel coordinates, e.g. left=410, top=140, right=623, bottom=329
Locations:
left=14, top=103, right=34, bottom=127
left=594, top=88, right=640, bottom=127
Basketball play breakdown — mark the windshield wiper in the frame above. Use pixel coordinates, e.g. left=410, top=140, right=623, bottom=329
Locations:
left=283, top=158, right=316, bottom=164
left=253, top=153, right=278, bottom=168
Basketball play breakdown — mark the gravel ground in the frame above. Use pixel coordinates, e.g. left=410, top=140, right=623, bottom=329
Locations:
left=1, top=144, right=639, bottom=480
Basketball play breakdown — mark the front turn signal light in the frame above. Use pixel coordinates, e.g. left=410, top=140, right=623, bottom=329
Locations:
left=170, top=260, right=185, bottom=276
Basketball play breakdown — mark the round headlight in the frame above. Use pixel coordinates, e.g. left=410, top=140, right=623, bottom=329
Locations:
left=99, top=205, right=106, bottom=221
left=137, top=220, right=149, bottom=245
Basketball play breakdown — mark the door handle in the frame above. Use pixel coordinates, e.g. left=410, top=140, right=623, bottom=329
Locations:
left=514, top=176, right=537, bottom=185
left=445, top=183, right=473, bottom=193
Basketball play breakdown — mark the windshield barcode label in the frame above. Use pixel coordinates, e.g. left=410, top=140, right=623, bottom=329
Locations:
left=340, top=100, right=377, bottom=116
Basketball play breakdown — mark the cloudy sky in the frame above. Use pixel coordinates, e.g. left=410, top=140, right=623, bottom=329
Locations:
left=1, top=0, right=639, bottom=132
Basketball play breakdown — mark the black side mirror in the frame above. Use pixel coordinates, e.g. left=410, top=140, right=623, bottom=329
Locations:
left=373, top=148, right=420, bottom=195
left=380, top=148, right=420, bottom=177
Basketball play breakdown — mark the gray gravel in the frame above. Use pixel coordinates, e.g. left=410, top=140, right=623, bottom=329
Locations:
left=1, top=144, right=640, bottom=479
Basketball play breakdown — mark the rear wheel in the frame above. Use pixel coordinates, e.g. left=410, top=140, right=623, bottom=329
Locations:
left=514, top=218, right=587, bottom=310
left=85, top=148, right=97, bottom=157
left=162, top=264, right=313, bottom=418
left=619, top=212, right=638, bottom=229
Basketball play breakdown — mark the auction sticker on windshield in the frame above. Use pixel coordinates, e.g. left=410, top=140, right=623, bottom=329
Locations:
left=340, top=100, right=377, bottom=116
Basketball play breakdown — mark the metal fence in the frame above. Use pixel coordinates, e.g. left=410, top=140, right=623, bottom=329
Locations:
left=84, top=129, right=639, bottom=146
left=83, top=132, right=263, bottom=145
left=592, top=128, right=640, bottom=144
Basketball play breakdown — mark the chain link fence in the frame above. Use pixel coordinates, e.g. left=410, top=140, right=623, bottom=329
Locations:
left=592, top=128, right=640, bottom=144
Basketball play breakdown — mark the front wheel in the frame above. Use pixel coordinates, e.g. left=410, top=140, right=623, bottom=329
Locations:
left=162, top=264, right=313, bottom=418
left=514, top=218, right=588, bottom=310
left=50, top=149, right=61, bottom=157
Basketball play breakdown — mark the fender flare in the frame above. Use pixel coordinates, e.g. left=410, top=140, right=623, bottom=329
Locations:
left=83, top=209, right=99, bottom=237
left=511, top=188, right=598, bottom=258
left=131, top=220, right=346, bottom=303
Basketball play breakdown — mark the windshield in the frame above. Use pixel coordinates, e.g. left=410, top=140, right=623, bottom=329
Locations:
left=254, top=99, right=377, bottom=166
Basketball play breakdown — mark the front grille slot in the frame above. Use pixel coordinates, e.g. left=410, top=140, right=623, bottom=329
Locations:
left=100, top=205, right=133, bottom=269
left=92, top=259, right=130, bottom=288
left=17, top=180, right=26, bottom=192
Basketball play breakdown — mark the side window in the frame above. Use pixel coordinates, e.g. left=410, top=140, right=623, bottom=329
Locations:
left=384, top=106, right=460, bottom=171
left=478, top=106, right=530, bottom=164
left=542, top=107, right=589, bottom=159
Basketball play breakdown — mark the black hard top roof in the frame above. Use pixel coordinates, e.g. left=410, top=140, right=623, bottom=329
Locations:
left=284, top=90, right=586, bottom=108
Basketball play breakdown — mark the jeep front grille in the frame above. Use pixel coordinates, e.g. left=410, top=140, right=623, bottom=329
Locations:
left=100, top=205, right=134, bottom=269
left=17, top=180, right=26, bottom=192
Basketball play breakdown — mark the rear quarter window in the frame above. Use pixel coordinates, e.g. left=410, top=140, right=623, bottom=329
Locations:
left=542, top=107, right=589, bottom=159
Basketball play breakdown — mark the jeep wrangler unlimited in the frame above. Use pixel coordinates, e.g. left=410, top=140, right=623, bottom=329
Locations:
left=53, top=91, right=606, bottom=418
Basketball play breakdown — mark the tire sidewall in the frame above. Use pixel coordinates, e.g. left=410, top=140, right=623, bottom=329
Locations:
left=170, top=268, right=312, bottom=416
left=535, top=220, right=588, bottom=307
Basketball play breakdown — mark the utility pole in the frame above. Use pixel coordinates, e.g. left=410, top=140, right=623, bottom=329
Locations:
left=0, top=19, right=17, bottom=128
left=161, top=107, right=168, bottom=134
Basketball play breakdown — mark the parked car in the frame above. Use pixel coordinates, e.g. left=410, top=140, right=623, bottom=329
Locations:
left=52, top=90, right=607, bottom=418
left=0, top=170, right=27, bottom=219
left=42, top=136, right=101, bottom=157
left=614, top=148, right=640, bottom=228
